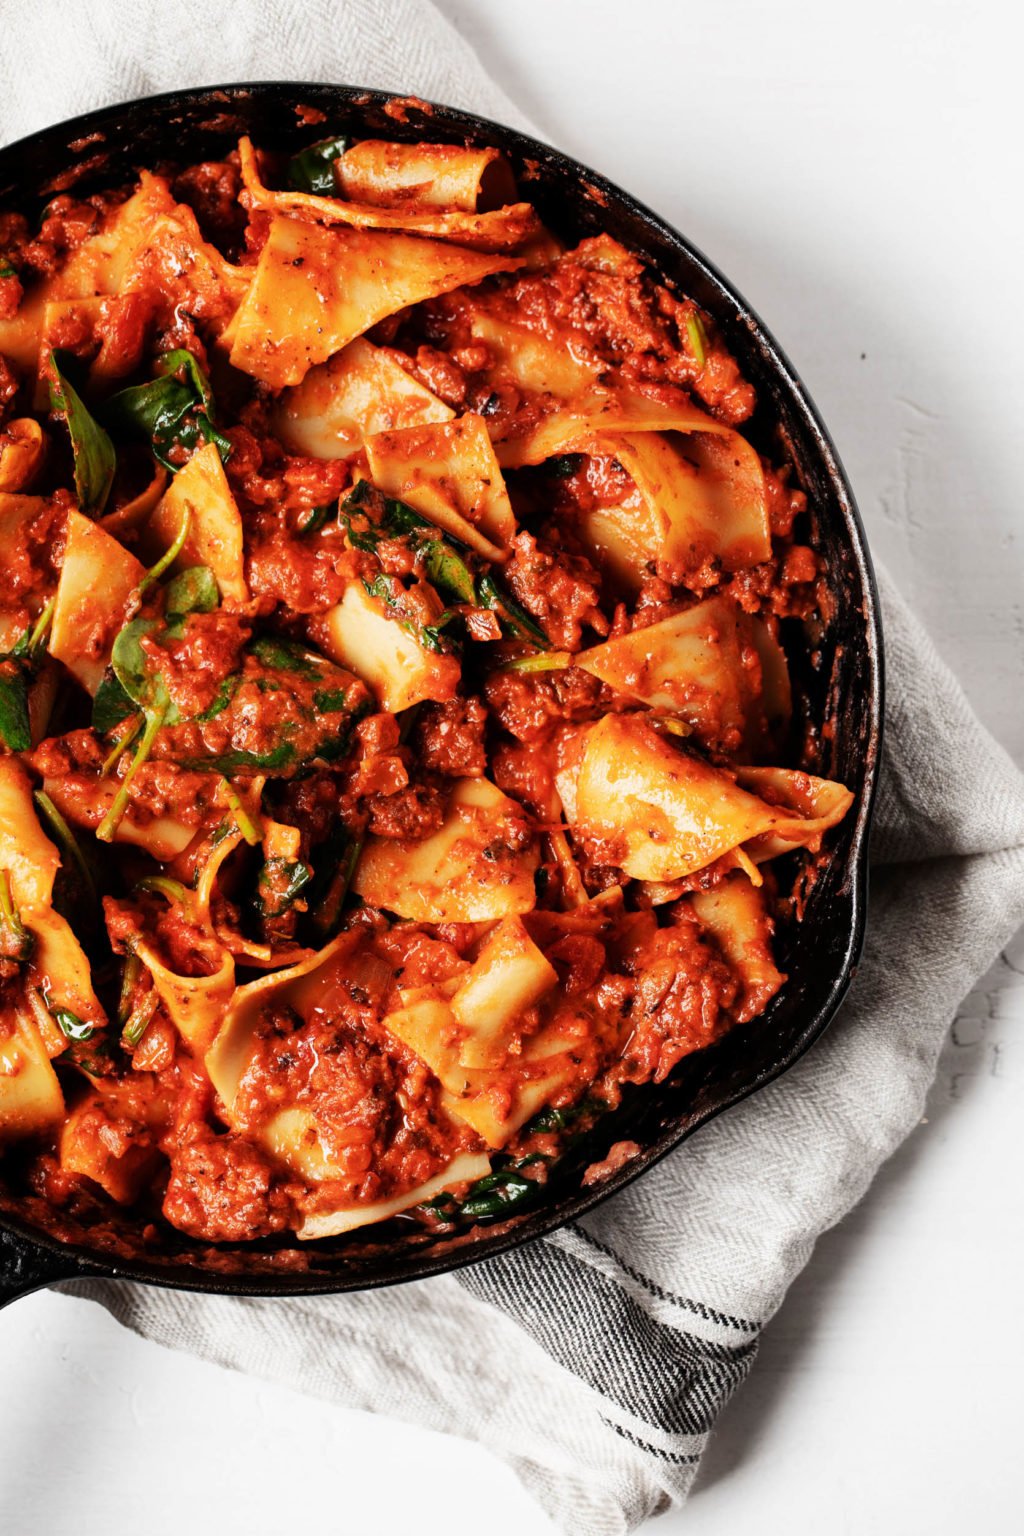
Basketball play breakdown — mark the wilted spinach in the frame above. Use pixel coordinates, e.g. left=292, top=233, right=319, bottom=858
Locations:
left=286, top=134, right=350, bottom=194
left=48, top=351, right=116, bottom=514
left=105, top=349, right=231, bottom=472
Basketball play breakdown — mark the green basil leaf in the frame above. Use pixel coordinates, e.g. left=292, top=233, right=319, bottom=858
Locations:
left=286, top=135, right=350, bottom=194
left=165, top=565, right=220, bottom=620
left=48, top=350, right=116, bottom=514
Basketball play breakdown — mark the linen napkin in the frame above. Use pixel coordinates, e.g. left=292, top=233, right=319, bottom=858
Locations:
left=3, top=4, right=1023, bottom=1532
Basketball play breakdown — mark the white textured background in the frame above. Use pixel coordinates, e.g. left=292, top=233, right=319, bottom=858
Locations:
left=2, top=2, right=1022, bottom=1532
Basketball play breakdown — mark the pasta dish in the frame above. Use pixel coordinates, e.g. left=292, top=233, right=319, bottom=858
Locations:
left=0, top=125, right=852, bottom=1243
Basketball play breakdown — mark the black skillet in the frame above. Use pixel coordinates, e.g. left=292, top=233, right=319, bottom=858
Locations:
left=0, top=83, right=883, bottom=1308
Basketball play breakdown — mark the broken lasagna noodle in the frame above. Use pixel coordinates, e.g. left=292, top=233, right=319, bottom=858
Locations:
left=0, top=127, right=852, bottom=1243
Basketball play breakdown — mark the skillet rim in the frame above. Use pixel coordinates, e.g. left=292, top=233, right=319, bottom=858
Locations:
left=0, top=81, right=884, bottom=1302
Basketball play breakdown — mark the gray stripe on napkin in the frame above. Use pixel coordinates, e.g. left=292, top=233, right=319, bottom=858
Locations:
left=459, top=1241, right=757, bottom=1435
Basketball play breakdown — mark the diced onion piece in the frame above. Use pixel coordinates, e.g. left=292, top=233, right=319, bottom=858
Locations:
left=353, top=777, right=538, bottom=922
left=365, top=412, right=514, bottom=556
left=275, top=338, right=453, bottom=460
left=228, top=214, right=521, bottom=389
left=146, top=441, right=248, bottom=606
left=321, top=581, right=461, bottom=713
left=0, top=1010, right=64, bottom=1144
left=450, top=916, right=558, bottom=1068
left=690, top=874, right=785, bottom=1023
left=296, top=1151, right=492, bottom=1241
left=49, top=508, right=145, bottom=694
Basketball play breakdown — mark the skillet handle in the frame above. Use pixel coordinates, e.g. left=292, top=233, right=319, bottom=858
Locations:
left=0, top=1228, right=102, bottom=1310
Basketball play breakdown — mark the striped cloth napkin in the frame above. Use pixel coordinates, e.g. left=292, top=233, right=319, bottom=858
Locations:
left=4, top=2, right=1024, bottom=1531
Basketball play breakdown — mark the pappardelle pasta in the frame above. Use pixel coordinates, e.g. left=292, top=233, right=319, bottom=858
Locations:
left=0, top=123, right=852, bottom=1243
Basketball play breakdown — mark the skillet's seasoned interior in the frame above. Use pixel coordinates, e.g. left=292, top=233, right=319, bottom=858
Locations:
left=0, top=129, right=851, bottom=1245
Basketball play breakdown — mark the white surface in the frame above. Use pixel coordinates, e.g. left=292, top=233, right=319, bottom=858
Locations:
left=2, top=2, right=1022, bottom=1532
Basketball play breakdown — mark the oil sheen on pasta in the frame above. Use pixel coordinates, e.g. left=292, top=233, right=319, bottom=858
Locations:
left=0, top=126, right=852, bottom=1243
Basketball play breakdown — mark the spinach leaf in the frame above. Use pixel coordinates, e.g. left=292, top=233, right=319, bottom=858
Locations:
left=0, top=660, right=30, bottom=751
left=92, top=670, right=137, bottom=734
left=341, top=482, right=476, bottom=604
left=256, top=857, right=313, bottom=919
left=363, top=573, right=460, bottom=656
left=546, top=453, right=586, bottom=479
left=299, top=502, right=338, bottom=536
left=460, top=1168, right=538, bottom=1220
left=106, top=349, right=231, bottom=472
left=33, top=789, right=98, bottom=922
left=421, top=540, right=476, bottom=605
left=189, top=743, right=297, bottom=775
left=249, top=635, right=324, bottom=678
left=287, top=135, right=349, bottom=194
left=98, top=619, right=178, bottom=842
left=48, top=351, right=116, bottom=514
left=313, top=687, right=353, bottom=713
left=111, top=619, right=179, bottom=724
left=476, top=574, right=551, bottom=648
left=306, top=824, right=363, bottom=941
left=0, top=870, right=33, bottom=964
left=0, top=599, right=59, bottom=750
left=194, top=672, right=239, bottom=722
left=165, top=564, right=219, bottom=621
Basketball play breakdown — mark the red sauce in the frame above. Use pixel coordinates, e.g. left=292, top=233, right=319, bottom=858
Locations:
left=0, top=125, right=849, bottom=1248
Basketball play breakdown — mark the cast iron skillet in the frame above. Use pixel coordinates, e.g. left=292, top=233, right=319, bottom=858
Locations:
left=0, top=83, right=883, bottom=1309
